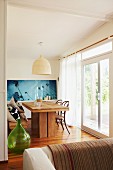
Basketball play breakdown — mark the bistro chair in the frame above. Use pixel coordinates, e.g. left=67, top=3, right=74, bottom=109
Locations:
left=56, top=101, right=70, bottom=134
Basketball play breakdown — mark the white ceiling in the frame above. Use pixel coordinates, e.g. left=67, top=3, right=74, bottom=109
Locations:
left=7, top=0, right=113, bottom=60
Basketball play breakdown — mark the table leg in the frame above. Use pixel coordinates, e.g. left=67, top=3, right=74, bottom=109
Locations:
left=39, top=112, right=47, bottom=138
left=31, top=112, right=39, bottom=137
left=47, top=112, right=55, bottom=137
left=31, top=112, right=47, bottom=138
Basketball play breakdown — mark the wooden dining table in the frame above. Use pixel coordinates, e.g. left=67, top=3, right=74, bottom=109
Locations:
left=22, top=101, right=69, bottom=138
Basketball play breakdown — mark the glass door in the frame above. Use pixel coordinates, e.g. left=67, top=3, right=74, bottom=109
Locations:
left=82, top=55, right=110, bottom=137
left=100, top=59, right=109, bottom=135
left=83, top=62, right=98, bottom=130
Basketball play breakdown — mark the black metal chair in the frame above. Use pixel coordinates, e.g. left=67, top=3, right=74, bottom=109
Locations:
left=55, top=99, right=62, bottom=125
left=56, top=101, right=70, bottom=134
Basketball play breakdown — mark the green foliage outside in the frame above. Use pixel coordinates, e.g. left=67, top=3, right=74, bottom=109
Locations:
left=85, top=64, right=109, bottom=106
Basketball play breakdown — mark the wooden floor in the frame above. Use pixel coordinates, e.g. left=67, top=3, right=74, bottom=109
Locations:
left=0, top=120, right=97, bottom=170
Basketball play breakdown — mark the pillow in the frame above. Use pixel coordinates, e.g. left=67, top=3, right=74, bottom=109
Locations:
left=7, top=104, right=20, bottom=120
left=8, top=97, right=28, bottom=122
left=7, top=109, right=17, bottom=122
left=16, top=101, right=24, bottom=112
left=8, top=97, right=24, bottom=113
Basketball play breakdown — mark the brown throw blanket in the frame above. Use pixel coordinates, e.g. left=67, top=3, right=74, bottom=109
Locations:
left=48, top=138, right=113, bottom=170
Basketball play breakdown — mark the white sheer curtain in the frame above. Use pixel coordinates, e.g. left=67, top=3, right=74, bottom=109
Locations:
left=58, top=54, right=81, bottom=126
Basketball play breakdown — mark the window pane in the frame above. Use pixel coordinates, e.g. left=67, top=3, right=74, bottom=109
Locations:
left=82, top=42, right=112, bottom=60
left=100, top=59, right=109, bottom=135
left=83, top=63, right=98, bottom=130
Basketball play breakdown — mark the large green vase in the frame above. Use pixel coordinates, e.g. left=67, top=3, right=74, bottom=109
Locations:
left=8, top=119, right=31, bottom=154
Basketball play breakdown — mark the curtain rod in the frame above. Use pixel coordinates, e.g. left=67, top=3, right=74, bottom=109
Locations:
left=61, top=34, right=113, bottom=59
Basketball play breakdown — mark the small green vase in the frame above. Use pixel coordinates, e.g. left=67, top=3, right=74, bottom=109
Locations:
left=8, top=119, right=31, bottom=154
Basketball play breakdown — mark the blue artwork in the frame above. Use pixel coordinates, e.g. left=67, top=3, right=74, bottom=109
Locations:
left=7, top=80, right=57, bottom=101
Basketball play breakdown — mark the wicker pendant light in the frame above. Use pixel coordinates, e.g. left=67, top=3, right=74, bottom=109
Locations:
left=32, top=42, right=51, bottom=75
left=32, top=55, right=51, bottom=75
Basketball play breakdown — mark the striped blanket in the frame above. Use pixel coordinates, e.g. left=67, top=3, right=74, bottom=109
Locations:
left=48, top=138, right=113, bottom=170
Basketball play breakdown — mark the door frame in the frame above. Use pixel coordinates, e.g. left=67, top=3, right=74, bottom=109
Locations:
left=81, top=52, right=111, bottom=138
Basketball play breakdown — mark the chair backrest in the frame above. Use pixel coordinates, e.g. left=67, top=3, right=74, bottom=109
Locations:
left=56, top=100, right=63, bottom=115
left=62, top=101, right=69, bottom=107
left=60, top=101, right=69, bottom=120
left=56, top=99, right=62, bottom=105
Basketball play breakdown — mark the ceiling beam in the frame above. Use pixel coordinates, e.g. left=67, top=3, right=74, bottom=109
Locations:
left=8, top=1, right=109, bottom=22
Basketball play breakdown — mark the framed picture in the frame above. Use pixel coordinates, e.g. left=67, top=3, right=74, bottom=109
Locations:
left=7, top=80, right=57, bottom=101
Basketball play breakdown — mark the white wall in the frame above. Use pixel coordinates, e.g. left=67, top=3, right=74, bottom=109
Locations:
left=76, top=20, right=113, bottom=51
left=0, top=0, right=7, bottom=161
left=62, top=21, right=113, bottom=57
left=6, top=57, right=59, bottom=80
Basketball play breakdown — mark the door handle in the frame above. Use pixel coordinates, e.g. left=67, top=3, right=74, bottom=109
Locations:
left=97, top=93, right=100, bottom=100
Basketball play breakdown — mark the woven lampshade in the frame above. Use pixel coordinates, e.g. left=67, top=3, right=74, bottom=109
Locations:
left=32, top=55, right=51, bottom=75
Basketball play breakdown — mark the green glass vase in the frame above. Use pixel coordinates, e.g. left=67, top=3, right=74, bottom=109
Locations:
left=8, top=119, right=31, bottom=154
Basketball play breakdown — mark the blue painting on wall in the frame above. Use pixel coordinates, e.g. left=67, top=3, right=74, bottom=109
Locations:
left=7, top=80, right=57, bottom=101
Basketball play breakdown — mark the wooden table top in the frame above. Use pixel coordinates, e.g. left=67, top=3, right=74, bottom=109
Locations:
left=22, top=101, right=69, bottom=113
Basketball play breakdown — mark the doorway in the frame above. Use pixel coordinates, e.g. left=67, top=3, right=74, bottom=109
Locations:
left=82, top=53, right=110, bottom=137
